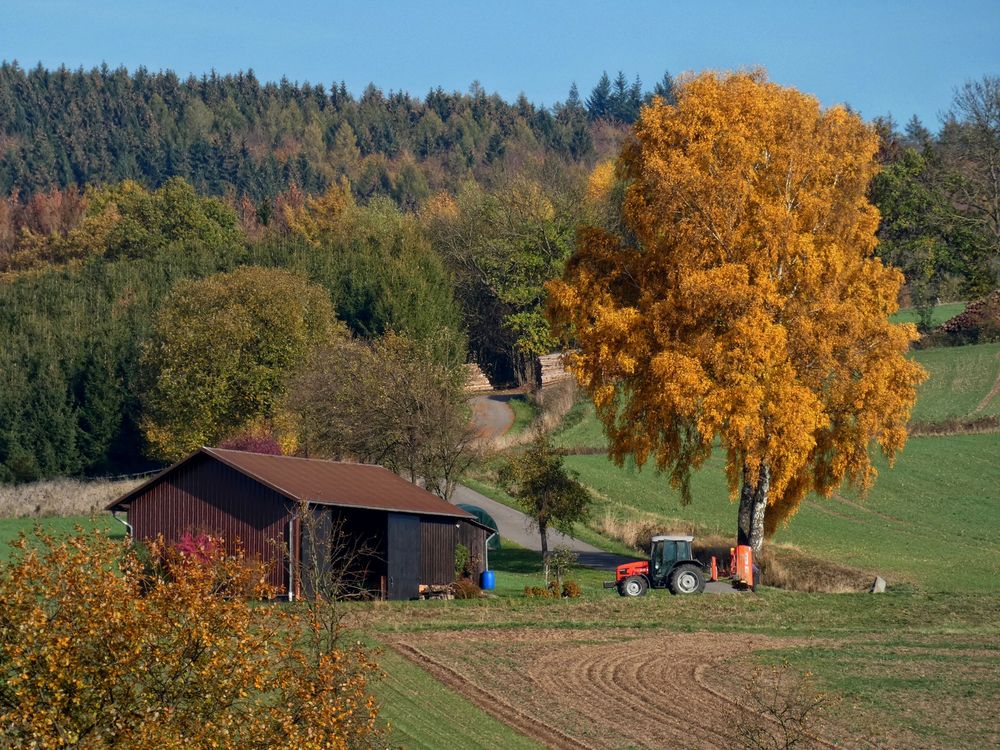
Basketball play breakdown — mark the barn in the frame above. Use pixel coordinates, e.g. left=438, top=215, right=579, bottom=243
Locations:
left=106, top=447, right=490, bottom=600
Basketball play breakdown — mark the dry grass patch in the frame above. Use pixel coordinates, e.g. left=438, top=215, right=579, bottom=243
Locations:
left=0, top=477, right=142, bottom=518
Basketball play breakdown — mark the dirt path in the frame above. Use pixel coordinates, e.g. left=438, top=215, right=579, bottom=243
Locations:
left=470, top=394, right=516, bottom=440
left=389, top=629, right=844, bottom=750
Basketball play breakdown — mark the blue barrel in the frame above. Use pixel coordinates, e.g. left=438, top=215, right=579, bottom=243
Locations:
left=479, top=570, right=496, bottom=590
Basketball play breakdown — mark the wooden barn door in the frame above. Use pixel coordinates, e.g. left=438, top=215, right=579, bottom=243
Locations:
left=387, top=513, right=420, bottom=600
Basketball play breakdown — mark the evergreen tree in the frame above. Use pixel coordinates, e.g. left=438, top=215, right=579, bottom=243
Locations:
left=651, top=71, right=677, bottom=105
left=587, top=72, right=612, bottom=121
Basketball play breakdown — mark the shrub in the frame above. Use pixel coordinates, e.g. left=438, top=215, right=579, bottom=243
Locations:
left=523, top=585, right=551, bottom=598
left=562, top=580, right=582, bottom=598
left=0, top=528, right=382, bottom=749
left=452, top=579, right=482, bottom=599
left=454, top=543, right=470, bottom=579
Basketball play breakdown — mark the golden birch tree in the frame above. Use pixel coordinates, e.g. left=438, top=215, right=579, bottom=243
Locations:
left=547, top=70, right=926, bottom=553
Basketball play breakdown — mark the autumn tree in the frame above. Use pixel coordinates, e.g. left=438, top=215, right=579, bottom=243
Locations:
left=425, top=179, right=576, bottom=384
left=548, top=71, right=926, bottom=553
left=0, top=527, right=381, bottom=748
left=499, top=432, right=591, bottom=575
left=141, top=267, right=345, bottom=459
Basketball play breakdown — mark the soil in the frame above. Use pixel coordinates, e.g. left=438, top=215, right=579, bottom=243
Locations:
left=387, top=628, right=847, bottom=750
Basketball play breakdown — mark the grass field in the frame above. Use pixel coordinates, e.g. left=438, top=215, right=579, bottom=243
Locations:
left=891, top=301, right=967, bottom=328
left=910, top=342, right=1000, bottom=422
left=506, top=395, right=538, bottom=435
left=0, top=514, right=124, bottom=559
left=563, top=432, right=1000, bottom=592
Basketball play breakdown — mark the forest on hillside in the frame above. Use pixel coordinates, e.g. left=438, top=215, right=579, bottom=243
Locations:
left=0, top=64, right=998, bottom=482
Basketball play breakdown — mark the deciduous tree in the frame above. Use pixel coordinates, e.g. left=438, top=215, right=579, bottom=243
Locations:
left=0, top=527, right=381, bottom=749
left=141, top=266, right=344, bottom=459
left=499, top=432, right=591, bottom=574
left=548, top=71, right=926, bottom=553
left=285, top=331, right=477, bottom=500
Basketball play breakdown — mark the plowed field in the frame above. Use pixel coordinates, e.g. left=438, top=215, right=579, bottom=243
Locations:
left=388, top=629, right=851, bottom=750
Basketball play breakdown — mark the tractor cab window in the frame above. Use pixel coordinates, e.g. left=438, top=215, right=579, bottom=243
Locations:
left=662, top=541, right=679, bottom=568
left=651, top=540, right=680, bottom=576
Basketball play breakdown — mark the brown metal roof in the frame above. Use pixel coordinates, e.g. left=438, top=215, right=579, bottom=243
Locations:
left=107, top=447, right=480, bottom=523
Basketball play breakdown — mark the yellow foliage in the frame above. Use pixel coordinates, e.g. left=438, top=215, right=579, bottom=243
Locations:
left=548, top=70, right=927, bottom=534
left=282, top=176, right=356, bottom=246
left=420, top=190, right=460, bottom=225
left=0, top=528, right=381, bottom=749
left=586, top=160, right=616, bottom=204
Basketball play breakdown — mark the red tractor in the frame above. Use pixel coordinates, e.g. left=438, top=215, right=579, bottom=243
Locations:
left=604, top=534, right=708, bottom=596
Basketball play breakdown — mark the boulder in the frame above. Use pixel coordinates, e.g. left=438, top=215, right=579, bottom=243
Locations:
left=870, top=576, right=886, bottom=594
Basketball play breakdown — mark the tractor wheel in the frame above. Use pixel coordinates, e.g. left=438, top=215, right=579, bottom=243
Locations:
left=669, top=564, right=705, bottom=595
left=619, top=575, right=648, bottom=597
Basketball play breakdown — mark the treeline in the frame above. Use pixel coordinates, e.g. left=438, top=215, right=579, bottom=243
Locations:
left=0, top=62, right=673, bottom=202
left=2, top=64, right=998, bottom=483
left=872, top=76, right=1000, bottom=326
left=0, top=179, right=464, bottom=481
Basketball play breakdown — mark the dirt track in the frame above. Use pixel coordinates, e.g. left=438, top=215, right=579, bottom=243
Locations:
left=388, top=629, right=844, bottom=750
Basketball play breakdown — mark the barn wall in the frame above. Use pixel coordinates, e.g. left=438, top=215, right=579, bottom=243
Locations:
left=420, top=516, right=457, bottom=584
left=127, top=454, right=291, bottom=593
left=457, top=520, right=487, bottom=576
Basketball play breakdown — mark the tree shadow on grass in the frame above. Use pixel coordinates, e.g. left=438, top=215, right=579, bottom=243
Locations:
left=490, top=546, right=542, bottom=575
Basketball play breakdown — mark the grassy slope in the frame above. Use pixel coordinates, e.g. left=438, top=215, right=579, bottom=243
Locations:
left=506, top=395, right=538, bottom=436
left=549, top=342, right=1000, bottom=592
left=563, top=433, right=1000, bottom=592
left=890, top=301, right=967, bottom=328
left=910, top=342, right=1000, bottom=422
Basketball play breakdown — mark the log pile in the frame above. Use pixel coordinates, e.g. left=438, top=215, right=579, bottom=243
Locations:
left=463, top=363, right=493, bottom=393
left=936, top=290, right=1000, bottom=338
left=418, top=584, right=454, bottom=600
left=538, top=352, right=574, bottom=387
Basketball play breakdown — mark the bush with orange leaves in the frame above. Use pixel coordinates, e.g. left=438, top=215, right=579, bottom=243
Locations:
left=0, top=527, right=382, bottom=749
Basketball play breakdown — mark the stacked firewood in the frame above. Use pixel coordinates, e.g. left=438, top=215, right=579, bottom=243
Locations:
left=538, top=352, right=574, bottom=387
left=937, top=290, right=1000, bottom=337
left=463, top=363, right=493, bottom=393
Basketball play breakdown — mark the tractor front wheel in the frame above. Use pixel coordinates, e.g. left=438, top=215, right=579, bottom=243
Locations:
left=669, top=564, right=706, bottom=595
left=619, top=575, right=648, bottom=597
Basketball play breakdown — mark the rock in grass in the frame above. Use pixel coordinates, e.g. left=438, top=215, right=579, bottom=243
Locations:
left=870, top=576, right=886, bottom=593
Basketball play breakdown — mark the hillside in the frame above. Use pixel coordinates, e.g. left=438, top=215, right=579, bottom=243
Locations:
left=547, top=341, right=1000, bottom=592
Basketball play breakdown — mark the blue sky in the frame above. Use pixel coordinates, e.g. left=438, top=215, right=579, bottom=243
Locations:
left=2, top=1, right=998, bottom=129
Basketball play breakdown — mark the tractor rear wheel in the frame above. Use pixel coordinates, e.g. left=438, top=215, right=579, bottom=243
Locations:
left=619, top=575, right=648, bottom=597
left=669, top=564, right=705, bottom=595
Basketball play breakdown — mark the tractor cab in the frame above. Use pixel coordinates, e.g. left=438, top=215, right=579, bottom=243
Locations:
left=649, top=535, right=693, bottom=585
left=607, top=533, right=707, bottom=597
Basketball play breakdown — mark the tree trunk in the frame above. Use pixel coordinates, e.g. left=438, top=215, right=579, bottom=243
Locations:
left=539, top=521, right=549, bottom=582
left=737, top=461, right=770, bottom=555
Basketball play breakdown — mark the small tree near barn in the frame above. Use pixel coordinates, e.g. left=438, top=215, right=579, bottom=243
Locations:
left=286, top=331, right=478, bottom=501
left=500, top=432, right=591, bottom=579
left=548, top=70, right=926, bottom=554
